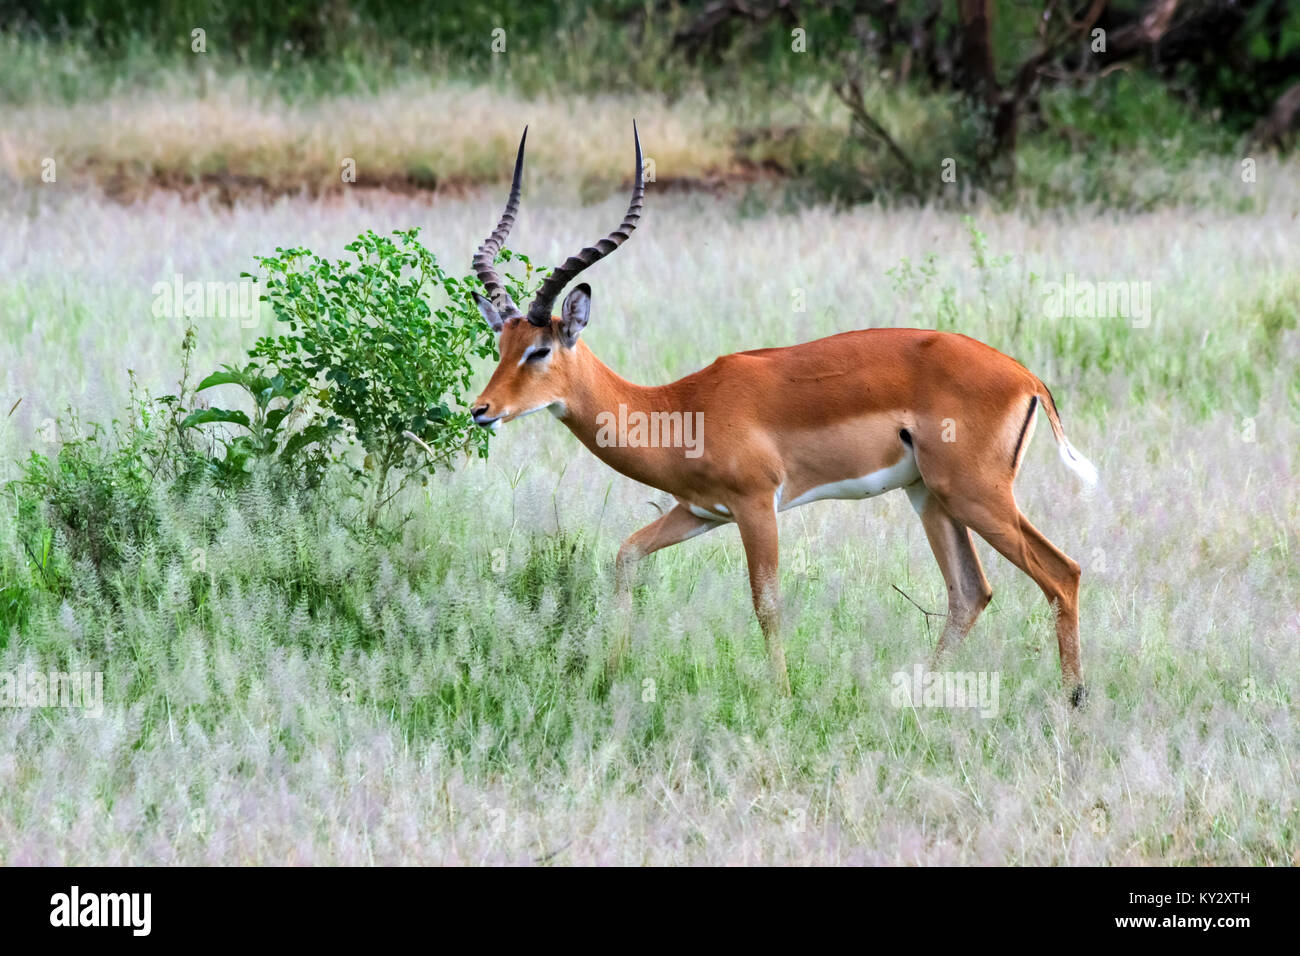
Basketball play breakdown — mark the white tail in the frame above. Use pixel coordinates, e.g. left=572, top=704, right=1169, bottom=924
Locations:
left=1058, top=438, right=1099, bottom=488
left=1036, top=386, right=1098, bottom=489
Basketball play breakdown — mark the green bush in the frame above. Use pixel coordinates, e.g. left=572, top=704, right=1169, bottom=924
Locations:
left=2, top=378, right=199, bottom=635
left=183, top=228, right=536, bottom=524
left=181, top=363, right=335, bottom=489
left=4, top=229, right=537, bottom=631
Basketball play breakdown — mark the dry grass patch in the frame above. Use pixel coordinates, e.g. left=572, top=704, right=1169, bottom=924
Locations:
left=0, top=78, right=741, bottom=199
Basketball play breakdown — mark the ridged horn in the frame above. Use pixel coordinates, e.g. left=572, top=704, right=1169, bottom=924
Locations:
left=525, top=120, right=644, bottom=326
left=472, top=127, right=527, bottom=318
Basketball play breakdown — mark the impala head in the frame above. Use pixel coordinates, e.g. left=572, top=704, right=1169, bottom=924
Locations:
left=469, top=123, right=643, bottom=429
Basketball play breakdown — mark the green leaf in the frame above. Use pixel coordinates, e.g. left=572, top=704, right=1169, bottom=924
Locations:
left=281, top=423, right=336, bottom=461
left=180, top=408, right=252, bottom=430
left=194, top=368, right=247, bottom=391
left=265, top=405, right=293, bottom=432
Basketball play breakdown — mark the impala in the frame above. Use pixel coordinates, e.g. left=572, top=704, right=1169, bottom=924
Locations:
left=469, top=125, right=1098, bottom=704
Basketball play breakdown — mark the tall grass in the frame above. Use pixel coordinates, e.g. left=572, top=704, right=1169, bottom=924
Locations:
left=1, top=176, right=1297, bottom=863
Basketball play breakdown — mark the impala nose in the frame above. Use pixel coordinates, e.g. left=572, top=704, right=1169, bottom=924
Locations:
left=471, top=404, right=500, bottom=427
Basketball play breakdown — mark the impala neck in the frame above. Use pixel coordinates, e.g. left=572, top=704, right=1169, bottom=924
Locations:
left=557, top=342, right=697, bottom=491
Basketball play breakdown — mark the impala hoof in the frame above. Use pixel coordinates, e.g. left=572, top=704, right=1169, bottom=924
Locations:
left=1069, top=684, right=1088, bottom=709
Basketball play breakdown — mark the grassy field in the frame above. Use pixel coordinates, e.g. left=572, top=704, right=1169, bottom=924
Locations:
left=2, top=152, right=1298, bottom=863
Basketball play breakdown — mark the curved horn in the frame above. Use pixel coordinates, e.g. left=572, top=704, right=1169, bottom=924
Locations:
left=526, top=120, right=644, bottom=327
left=472, top=127, right=527, bottom=318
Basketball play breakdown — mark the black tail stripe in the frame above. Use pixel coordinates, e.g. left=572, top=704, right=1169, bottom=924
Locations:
left=1010, top=395, right=1038, bottom=471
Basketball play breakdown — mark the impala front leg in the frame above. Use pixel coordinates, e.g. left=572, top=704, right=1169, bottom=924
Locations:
left=609, top=503, right=720, bottom=674
left=734, top=498, right=790, bottom=695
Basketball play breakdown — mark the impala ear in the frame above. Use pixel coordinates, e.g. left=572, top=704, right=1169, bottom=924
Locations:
left=559, top=283, right=591, bottom=347
left=473, top=292, right=504, bottom=333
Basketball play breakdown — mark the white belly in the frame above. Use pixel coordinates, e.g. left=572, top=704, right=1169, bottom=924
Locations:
left=684, top=447, right=922, bottom=522
left=688, top=502, right=732, bottom=521
left=780, top=448, right=921, bottom=511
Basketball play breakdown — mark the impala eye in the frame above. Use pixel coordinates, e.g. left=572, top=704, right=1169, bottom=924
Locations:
left=527, top=347, right=551, bottom=362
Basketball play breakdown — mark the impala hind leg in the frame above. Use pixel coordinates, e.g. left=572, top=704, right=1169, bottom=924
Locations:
left=935, top=486, right=1084, bottom=703
left=609, top=503, right=720, bottom=674
left=912, top=436, right=1085, bottom=703
left=905, top=482, right=994, bottom=665
left=733, top=498, right=791, bottom=695
left=996, top=513, right=1084, bottom=706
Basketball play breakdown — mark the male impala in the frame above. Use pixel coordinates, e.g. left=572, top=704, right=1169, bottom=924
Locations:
left=469, top=125, right=1098, bottom=705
